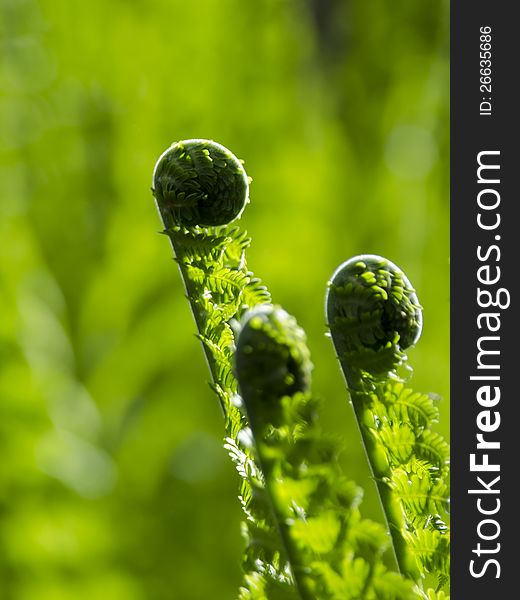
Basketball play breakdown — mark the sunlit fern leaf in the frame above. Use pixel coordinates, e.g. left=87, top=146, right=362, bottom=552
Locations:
left=207, top=267, right=252, bottom=301
left=224, top=436, right=260, bottom=479
left=391, top=471, right=433, bottom=517
left=407, top=528, right=450, bottom=583
left=414, top=431, right=450, bottom=474
left=426, top=479, right=450, bottom=516
left=168, top=227, right=229, bottom=264
left=291, top=511, right=342, bottom=554
left=425, top=589, right=450, bottom=600
left=391, top=470, right=449, bottom=522
left=222, top=226, right=252, bottom=268
left=239, top=569, right=299, bottom=600
left=405, top=458, right=437, bottom=480
left=203, top=301, right=238, bottom=342
left=197, top=333, right=236, bottom=389
left=239, top=571, right=269, bottom=600
left=184, top=264, right=252, bottom=304
left=314, top=557, right=370, bottom=599
left=271, top=476, right=318, bottom=516
left=198, top=332, right=233, bottom=362
left=377, top=382, right=439, bottom=429
left=407, top=528, right=441, bottom=560
left=348, top=518, right=390, bottom=561
left=370, top=567, right=418, bottom=600
left=241, top=277, right=272, bottom=312
left=376, top=423, right=416, bottom=465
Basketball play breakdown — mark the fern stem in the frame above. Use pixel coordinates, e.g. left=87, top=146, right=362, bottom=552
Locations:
left=251, top=427, right=315, bottom=600
left=338, top=364, right=411, bottom=576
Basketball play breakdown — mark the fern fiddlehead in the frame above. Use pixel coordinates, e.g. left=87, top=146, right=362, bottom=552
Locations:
left=152, top=140, right=296, bottom=598
left=153, top=138, right=249, bottom=227
left=326, top=255, right=450, bottom=593
left=235, top=304, right=418, bottom=600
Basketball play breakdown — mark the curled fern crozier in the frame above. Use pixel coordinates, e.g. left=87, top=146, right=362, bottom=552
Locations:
left=326, top=254, right=422, bottom=378
left=152, top=138, right=249, bottom=227
left=235, top=305, right=312, bottom=411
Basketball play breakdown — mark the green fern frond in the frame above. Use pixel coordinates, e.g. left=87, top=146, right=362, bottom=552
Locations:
left=242, top=277, right=272, bottom=312
left=376, top=423, right=416, bottom=465
left=222, top=226, right=252, bottom=267
left=152, top=140, right=292, bottom=596
left=326, top=255, right=450, bottom=591
left=375, top=382, right=439, bottom=429
left=153, top=139, right=249, bottom=227
left=414, top=431, right=450, bottom=474
left=152, top=143, right=448, bottom=598
left=235, top=305, right=418, bottom=599
left=206, top=267, right=252, bottom=299
left=391, top=471, right=442, bottom=518
left=406, top=528, right=450, bottom=585
left=168, top=227, right=229, bottom=264
left=370, top=567, right=419, bottom=600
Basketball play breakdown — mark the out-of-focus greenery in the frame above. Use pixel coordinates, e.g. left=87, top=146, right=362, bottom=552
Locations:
left=0, top=0, right=448, bottom=598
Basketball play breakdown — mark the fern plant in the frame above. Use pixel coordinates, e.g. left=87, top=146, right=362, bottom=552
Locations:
left=326, top=256, right=450, bottom=594
left=150, top=139, right=450, bottom=599
left=235, top=304, right=418, bottom=599
left=152, top=139, right=298, bottom=597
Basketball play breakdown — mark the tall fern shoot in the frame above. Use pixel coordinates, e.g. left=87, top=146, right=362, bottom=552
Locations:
left=326, top=255, right=450, bottom=594
left=152, top=139, right=294, bottom=597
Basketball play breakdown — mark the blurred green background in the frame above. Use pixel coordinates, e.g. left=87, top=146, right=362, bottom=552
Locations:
left=0, top=0, right=449, bottom=598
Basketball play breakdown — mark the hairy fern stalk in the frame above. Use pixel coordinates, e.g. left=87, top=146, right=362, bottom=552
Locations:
left=326, top=255, right=450, bottom=595
left=151, top=139, right=450, bottom=599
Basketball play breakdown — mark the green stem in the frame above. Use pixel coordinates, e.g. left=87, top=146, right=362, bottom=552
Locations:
left=340, top=365, right=412, bottom=577
left=248, top=418, right=314, bottom=600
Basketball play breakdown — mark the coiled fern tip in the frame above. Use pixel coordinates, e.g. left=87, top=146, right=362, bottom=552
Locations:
left=235, top=304, right=313, bottom=406
left=152, top=138, right=250, bottom=227
left=326, top=254, right=423, bottom=377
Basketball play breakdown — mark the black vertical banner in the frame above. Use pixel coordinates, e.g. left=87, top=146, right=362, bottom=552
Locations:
left=451, top=3, right=518, bottom=598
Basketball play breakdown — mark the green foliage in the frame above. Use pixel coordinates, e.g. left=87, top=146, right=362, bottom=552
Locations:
left=0, top=1, right=448, bottom=597
left=155, top=139, right=449, bottom=599
left=153, top=142, right=300, bottom=595
left=235, top=305, right=418, bottom=600
left=327, top=256, right=450, bottom=593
